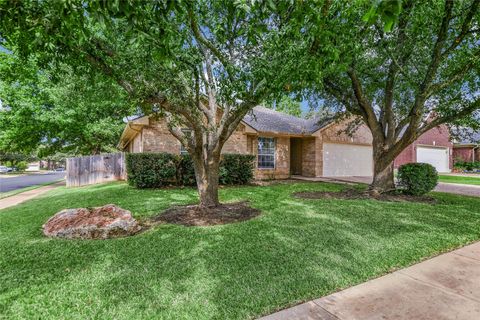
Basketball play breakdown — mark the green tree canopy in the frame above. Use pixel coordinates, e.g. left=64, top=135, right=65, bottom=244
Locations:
left=0, top=0, right=300, bottom=207
left=0, top=52, right=133, bottom=156
left=288, top=0, right=480, bottom=192
left=264, top=95, right=303, bottom=117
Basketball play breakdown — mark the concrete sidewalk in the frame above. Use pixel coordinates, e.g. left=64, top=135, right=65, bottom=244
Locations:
left=0, top=181, right=65, bottom=210
left=260, top=242, right=480, bottom=320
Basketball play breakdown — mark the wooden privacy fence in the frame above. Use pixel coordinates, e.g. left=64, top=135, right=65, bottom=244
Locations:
left=66, top=152, right=126, bottom=187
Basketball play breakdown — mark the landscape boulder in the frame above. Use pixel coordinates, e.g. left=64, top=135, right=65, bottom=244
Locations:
left=43, top=204, right=141, bottom=239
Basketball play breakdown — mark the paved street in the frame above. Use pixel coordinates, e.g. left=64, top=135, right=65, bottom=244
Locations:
left=0, top=172, right=65, bottom=193
left=435, top=182, right=480, bottom=197
left=0, top=181, right=65, bottom=210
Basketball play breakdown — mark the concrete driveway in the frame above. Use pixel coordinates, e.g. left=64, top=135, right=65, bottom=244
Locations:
left=0, top=172, right=65, bottom=193
left=294, top=175, right=480, bottom=197
left=324, top=176, right=480, bottom=197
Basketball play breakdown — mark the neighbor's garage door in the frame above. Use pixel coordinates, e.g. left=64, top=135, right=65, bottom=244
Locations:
left=416, top=146, right=449, bottom=173
left=323, top=143, right=373, bottom=177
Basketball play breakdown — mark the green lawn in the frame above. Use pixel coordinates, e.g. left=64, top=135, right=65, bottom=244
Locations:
left=1, top=182, right=480, bottom=319
left=438, top=174, right=480, bottom=186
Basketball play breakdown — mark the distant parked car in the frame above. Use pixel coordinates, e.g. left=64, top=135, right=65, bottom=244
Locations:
left=55, top=167, right=65, bottom=172
left=0, top=166, right=13, bottom=173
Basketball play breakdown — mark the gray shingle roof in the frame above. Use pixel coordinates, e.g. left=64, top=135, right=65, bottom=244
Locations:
left=125, top=106, right=334, bottom=135
left=456, top=129, right=480, bottom=145
left=243, top=106, right=333, bottom=135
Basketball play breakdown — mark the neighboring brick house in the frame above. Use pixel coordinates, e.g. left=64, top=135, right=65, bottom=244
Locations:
left=119, top=106, right=452, bottom=179
left=452, top=131, right=480, bottom=163
left=394, top=125, right=453, bottom=172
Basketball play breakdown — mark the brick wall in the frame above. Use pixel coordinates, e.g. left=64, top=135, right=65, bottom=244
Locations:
left=453, top=147, right=475, bottom=162
left=415, top=125, right=451, bottom=146
left=142, top=119, right=181, bottom=153
left=131, top=118, right=292, bottom=179
left=139, top=119, right=248, bottom=154
left=221, top=123, right=249, bottom=154
left=301, top=138, right=316, bottom=177
left=394, top=125, right=453, bottom=169
left=394, top=144, right=415, bottom=168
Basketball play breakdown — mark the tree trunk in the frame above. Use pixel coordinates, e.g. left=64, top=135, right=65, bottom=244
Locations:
left=368, top=136, right=397, bottom=195
left=370, top=158, right=395, bottom=196
left=192, top=151, right=221, bottom=208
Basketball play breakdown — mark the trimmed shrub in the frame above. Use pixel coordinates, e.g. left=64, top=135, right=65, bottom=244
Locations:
left=126, top=153, right=178, bottom=188
left=454, top=160, right=480, bottom=171
left=15, top=161, right=28, bottom=171
left=219, top=154, right=256, bottom=185
left=126, top=152, right=255, bottom=188
left=178, top=154, right=196, bottom=186
left=397, top=163, right=438, bottom=196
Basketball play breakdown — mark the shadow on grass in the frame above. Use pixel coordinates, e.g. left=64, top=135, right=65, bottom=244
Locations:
left=1, top=181, right=480, bottom=319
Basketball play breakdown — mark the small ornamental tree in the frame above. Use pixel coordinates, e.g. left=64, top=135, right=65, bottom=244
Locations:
left=0, top=1, right=296, bottom=207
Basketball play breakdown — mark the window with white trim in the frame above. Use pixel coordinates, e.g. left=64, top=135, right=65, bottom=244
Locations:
left=258, top=137, right=275, bottom=169
left=180, top=129, right=192, bottom=155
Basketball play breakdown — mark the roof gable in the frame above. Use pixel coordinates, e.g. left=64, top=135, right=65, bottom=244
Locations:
left=242, top=106, right=334, bottom=135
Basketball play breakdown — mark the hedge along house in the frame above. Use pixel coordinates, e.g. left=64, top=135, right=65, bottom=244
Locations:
left=118, top=106, right=374, bottom=180
left=118, top=106, right=453, bottom=180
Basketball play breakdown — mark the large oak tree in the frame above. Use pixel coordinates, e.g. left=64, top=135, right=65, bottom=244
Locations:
left=0, top=0, right=297, bottom=207
left=297, top=0, right=480, bottom=193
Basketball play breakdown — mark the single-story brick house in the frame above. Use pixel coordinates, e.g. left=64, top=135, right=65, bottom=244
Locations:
left=452, top=131, right=480, bottom=163
left=118, top=106, right=452, bottom=179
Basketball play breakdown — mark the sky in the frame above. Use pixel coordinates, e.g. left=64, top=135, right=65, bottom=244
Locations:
left=301, top=100, right=310, bottom=113
left=0, top=45, right=11, bottom=53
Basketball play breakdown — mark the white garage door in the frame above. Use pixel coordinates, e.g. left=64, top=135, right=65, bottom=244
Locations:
left=323, top=143, right=373, bottom=177
left=416, top=146, right=449, bottom=173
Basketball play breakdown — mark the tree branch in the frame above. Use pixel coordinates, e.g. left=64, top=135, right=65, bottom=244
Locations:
left=347, top=67, right=383, bottom=139
left=442, top=0, right=480, bottom=57
left=323, top=78, right=365, bottom=117
left=84, top=51, right=135, bottom=95
left=427, top=48, right=480, bottom=96
left=405, top=0, right=454, bottom=139
left=384, top=1, right=413, bottom=144
left=188, top=8, right=231, bottom=73
left=420, top=99, right=480, bottom=134
left=416, top=0, right=453, bottom=99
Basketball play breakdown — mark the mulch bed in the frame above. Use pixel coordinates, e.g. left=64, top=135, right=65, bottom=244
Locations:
left=293, top=188, right=437, bottom=204
left=147, top=201, right=261, bottom=227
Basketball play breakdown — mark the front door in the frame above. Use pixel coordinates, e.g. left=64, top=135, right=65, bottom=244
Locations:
left=290, top=138, right=303, bottom=175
